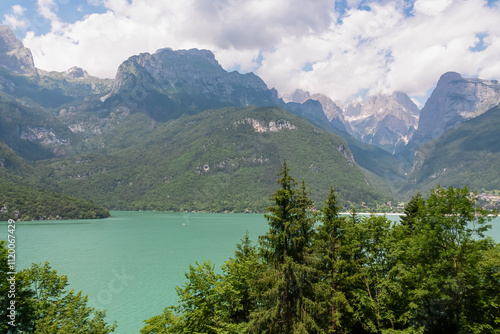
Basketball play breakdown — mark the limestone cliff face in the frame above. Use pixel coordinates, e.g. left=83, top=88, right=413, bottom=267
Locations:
left=411, top=72, right=500, bottom=147
left=344, top=92, right=420, bottom=153
left=0, top=25, right=35, bottom=75
left=108, top=48, right=278, bottom=119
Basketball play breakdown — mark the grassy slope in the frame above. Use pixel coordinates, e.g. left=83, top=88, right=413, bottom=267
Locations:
left=290, top=113, right=407, bottom=193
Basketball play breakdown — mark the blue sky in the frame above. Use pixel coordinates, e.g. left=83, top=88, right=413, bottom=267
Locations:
left=1, top=0, right=500, bottom=106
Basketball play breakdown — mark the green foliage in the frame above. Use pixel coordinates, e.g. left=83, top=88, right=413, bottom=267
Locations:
left=251, top=161, right=319, bottom=333
left=0, top=242, right=117, bottom=333
left=143, top=164, right=500, bottom=334
left=0, top=240, right=36, bottom=332
left=400, top=192, right=424, bottom=232
left=402, top=105, right=500, bottom=198
left=33, top=107, right=393, bottom=212
left=0, top=180, right=110, bottom=221
left=142, top=233, right=261, bottom=334
left=398, top=186, right=497, bottom=333
left=314, top=187, right=354, bottom=332
left=140, top=308, right=180, bottom=334
left=221, top=231, right=260, bottom=326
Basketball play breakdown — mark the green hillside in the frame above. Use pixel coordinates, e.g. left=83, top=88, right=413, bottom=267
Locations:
left=0, top=143, right=110, bottom=221
left=0, top=180, right=110, bottom=221
left=0, top=67, right=112, bottom=109
left=0, top=142, right=34, bottom=179
left=279, top=108, right=406, bottom=194
left=401, top=105, right=500, bottom=196
left=35, top=107, right=394, bottom=212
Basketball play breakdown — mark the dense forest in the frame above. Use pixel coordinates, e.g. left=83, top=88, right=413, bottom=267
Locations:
left=0, top=180, right=110, bottom=221
left=141, top=162, right=500, bottom=334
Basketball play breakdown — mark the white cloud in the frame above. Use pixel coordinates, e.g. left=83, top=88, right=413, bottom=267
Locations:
left=12, top=5, right=26, bottom=16
left=2, top=5, right=28, bottom=30
left=14, top=0, right=500, bottom=103
left=413, top=0, right=452, bottom=16
left=378, top=0, right=500, bottom=97
left=37, top=0, right=59, bottom=22
left=3, top=15, right=27, bottom=31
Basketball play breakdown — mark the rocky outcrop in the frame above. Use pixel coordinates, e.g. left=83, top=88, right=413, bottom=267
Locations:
left=344, top=92, right=420, bottom=153
left=233, top=118, right=296, bottom=132
left=0, top=25, right=35, bottom=75
left=410, top=72, right=500, bottom=147
left=20, top=126, right=69, bottom=146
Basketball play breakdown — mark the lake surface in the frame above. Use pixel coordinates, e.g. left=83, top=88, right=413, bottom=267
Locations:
left=2, top=212, right=500, bottom=334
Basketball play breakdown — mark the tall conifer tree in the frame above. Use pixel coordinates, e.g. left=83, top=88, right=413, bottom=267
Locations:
left=250, top=161, right=319, bottom=333
left=315, top=187, right=346, bottom=332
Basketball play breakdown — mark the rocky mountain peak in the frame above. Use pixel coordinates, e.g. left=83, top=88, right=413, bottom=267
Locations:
left=282, top=89, right=347, bottom=132
left=438, top=71, right=463, bottom=84
left=411, top=72, right=500, bottom=147
left=65, top=66, right=89, bottom=79
left=282, top=89, right=310, bottom=104
left=0, top=25, right=35, bottom=75
left=106, top=47, right=279, bottom=121
left=343, top=92, right=420, bottom=153
left=111, top=47, right=273, bottom=95
left=157, top=48, right=219, bottom=66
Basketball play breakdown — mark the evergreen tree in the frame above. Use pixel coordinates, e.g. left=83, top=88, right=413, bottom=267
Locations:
left=314, top=186, right=348, bottom=333
left=359, top=214, right=393, bottom=332
left=400, top=192, right=424, bottom=232
left=250, top=161, right=319, bottom=333
left=221, top=231, right=260, bottom=326
left=140, top=170, right=500, bottom=334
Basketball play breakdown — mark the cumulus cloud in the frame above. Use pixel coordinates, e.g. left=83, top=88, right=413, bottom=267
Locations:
left=11, top=0, right=500, bottom=103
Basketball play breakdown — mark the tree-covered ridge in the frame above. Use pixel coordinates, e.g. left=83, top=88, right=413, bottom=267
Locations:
left=142, top=163, right=500, bottom=333
left=34, top=107, right=394, bottom=212
left=0, top=242, right=116, bottom=333
left=0, top=142, right=110, bottom=221
left=0, top=180, right=110, bottom=221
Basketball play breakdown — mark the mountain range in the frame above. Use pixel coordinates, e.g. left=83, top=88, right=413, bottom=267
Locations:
left=0, top=25, right=499, bottom=215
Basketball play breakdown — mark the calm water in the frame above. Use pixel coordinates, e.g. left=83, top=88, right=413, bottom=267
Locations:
left=2, top=212, right=500, bottom=334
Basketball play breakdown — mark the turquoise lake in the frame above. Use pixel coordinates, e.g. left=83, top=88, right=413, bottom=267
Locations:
left=2, top=212, right=500, bottom=334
